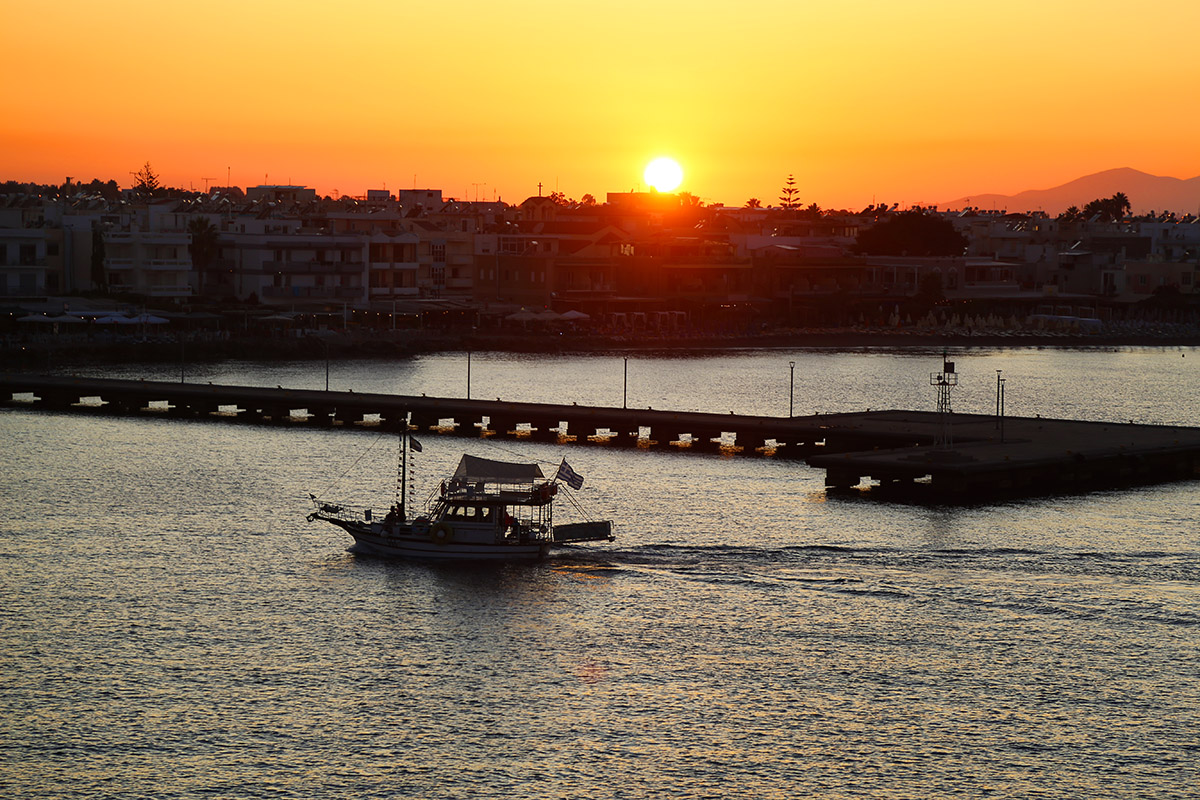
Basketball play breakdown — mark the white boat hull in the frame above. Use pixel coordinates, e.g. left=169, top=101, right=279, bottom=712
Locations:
left=348, top=528, right=551, bottom=561
left=316, top=516, right=553, bottom=561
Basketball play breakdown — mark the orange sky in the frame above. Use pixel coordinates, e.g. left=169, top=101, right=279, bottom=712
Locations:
left=3, top=0, right=1199, bottom=209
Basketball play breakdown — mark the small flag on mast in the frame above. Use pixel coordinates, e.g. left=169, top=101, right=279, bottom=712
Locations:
left=409, top=435, right=423, bottom=453
left=556, top=459, right=584, bottom=490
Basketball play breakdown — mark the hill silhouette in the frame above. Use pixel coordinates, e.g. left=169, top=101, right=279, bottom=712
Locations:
left=943, top=167, right=1200, bottom=216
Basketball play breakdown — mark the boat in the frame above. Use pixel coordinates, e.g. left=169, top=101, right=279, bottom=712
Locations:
left=306, top=431, right=614, bottom=561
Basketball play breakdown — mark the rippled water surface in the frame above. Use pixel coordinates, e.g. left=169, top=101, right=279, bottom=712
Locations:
left=3, top=347, right=1199, bottom=798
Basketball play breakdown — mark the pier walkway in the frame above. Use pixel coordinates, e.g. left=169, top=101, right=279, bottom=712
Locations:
left=4, top=374, right=1199, bottom=501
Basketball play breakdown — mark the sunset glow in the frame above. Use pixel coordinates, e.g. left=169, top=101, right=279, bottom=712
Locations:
left=644, top=158, right=684, bottom=193
left=3, top=0, right=1199, bottom=207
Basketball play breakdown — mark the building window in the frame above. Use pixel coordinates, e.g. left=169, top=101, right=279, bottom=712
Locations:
left=431, top=243, right=447, bottom=262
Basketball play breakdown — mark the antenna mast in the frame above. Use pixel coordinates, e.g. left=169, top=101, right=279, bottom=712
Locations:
left=930, top=351, right=957, bottom=448
left=397, top=419, right=408, bottom=520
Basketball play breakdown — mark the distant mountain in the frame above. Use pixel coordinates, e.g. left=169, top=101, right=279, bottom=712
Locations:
left=942, top=168, right=1200, bottom=216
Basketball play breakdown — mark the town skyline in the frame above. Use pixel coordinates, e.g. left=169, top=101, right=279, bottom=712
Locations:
left=4, top=0, right=1200, bottom=211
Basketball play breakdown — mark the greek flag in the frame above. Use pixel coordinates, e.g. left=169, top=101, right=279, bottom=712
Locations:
left=556, top=459, right=584, bottom=490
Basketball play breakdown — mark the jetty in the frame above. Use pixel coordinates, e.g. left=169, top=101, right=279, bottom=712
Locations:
left=4, top=373, right=1199, bottom=502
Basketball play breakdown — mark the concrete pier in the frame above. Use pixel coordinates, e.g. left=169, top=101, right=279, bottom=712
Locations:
left=5, top=374, right=1199, bottom=502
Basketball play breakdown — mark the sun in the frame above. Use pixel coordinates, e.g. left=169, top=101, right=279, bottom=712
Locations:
left=644, top=157, right=683, bottom=193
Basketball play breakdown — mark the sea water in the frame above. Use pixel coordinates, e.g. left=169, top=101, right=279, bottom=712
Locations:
left=2, top=346, right=1198, bottom=798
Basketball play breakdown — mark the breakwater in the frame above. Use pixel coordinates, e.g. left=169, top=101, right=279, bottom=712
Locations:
left=7, top=373, right=1200, bottom=502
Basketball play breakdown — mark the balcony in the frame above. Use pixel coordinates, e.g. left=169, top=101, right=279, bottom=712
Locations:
left=262, top=286, right=363, bottom=300
left=368, top=261, right=419, bottom=271
left=262, top=260, right=365, bottom=275
left=145, top=259, right=192, bottom=271
left=146, top=285, right=193, bottom=298
left=369, top=286, right=419, bottom=298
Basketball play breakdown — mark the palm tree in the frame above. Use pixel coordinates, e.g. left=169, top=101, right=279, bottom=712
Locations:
left=187, top=217, right=220, bottom=298
left=1111, top=192, right=1131, bottom=219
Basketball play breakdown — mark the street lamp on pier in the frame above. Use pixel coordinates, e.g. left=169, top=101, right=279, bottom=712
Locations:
left=789, top=361, right=796, bottom=417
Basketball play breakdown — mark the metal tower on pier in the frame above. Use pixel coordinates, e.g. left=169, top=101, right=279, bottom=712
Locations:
left=930, top=352, right=957, bottom=448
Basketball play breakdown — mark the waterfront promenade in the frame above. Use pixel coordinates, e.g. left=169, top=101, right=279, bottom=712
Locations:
left=6, top=373, right=1200, bottom=501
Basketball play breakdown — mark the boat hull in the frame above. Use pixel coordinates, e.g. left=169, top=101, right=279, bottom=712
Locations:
left=349, top=529, right=551, bottom=561
left=318, top=516, right=552, bottom=561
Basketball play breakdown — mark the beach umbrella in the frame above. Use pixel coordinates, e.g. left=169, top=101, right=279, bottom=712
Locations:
left=534, top=309, right=562, bottom=322
left=506, top=310, right=537, bottom=322
left=47, top=314, right=86, bottom=324
left=127, top=313, right=169, bottom=324
left=559, top=310, right=590, bottom=321
left=95, top=315, right=135, bottom=325
left=16, top=314, right=53, bottom=323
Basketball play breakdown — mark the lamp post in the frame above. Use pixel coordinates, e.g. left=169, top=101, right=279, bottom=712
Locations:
left=789, top=361, right=796, bottom=417
left=623, top=357, right=628, bottom=409
left=998, top=374, right=1006, bottom=442
left=467, top=350, right=472, bottom=400
left=312, top=337, right=330, bottom=391
left=996, top=370, right=1002, bottom=425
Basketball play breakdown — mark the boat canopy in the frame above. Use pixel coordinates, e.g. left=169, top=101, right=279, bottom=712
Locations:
left=452, top=454, right=544, bottom=483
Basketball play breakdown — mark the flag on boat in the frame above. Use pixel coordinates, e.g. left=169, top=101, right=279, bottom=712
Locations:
left=409, top=435, right=423, bottom=452
left=556, top=459, right=584, bottom=490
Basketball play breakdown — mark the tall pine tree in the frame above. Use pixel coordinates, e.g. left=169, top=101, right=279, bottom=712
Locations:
left=779, top=174, right=800, bottom=211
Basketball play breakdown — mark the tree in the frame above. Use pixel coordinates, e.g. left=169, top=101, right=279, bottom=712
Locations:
left=915, top=272, right=945, bottom=305
left=1081, top=192, right=1132, bottom=222
left=744, top=197, right=762, bottom=209
left=853, top=210, right=967, bottom=257
left=779, top=174, right=800, bottom=211
left=132, top=161, right=161, bottom=196
left=187, top=217, right=220, bottom=296
left=580, top=193, right=597, bottom=206
left=1111, top=191, right=1131, bottom=218
left=799, top=202, right=822, bottom=220
left=90, top=222, right=107, bottom=291
left=1058, top=206, right=1083, bottom=223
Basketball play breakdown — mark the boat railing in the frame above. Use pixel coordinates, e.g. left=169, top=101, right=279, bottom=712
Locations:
left=442, top=478, right=556, bottom=506
left=309, top=501, right=376, bottom=524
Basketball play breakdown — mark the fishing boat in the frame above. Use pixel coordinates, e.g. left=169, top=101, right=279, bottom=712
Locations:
left=306, top=431, right=614, bottom=561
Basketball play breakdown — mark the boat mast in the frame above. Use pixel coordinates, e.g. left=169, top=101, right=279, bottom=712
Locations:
left=397, top=421, right=408, bottom=521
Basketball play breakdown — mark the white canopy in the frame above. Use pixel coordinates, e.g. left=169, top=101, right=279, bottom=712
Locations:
left=127, top=313, right=169, bottom=324
left=452, top=454, right=544, bottom=483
